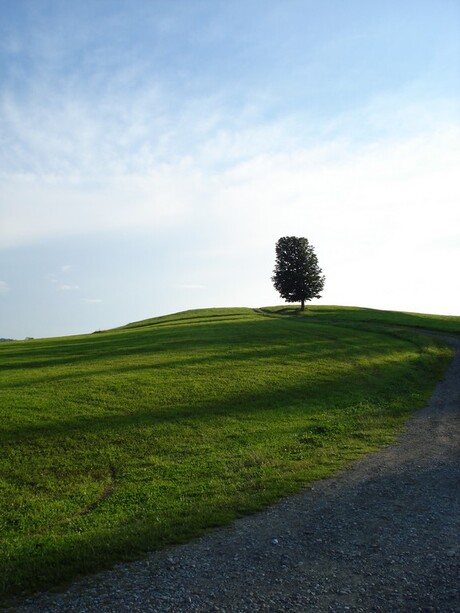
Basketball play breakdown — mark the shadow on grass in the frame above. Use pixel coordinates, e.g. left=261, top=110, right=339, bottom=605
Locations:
left=1, top=345, right=444, bottom=445
left=0, top=333, right=413, bottom=392
left=0, top=314, right=412, bottom=371
left=0, top=315, right=430, bottom=383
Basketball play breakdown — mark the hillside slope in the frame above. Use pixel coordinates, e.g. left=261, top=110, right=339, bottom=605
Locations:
left=0, top=306, right=455, bottom=599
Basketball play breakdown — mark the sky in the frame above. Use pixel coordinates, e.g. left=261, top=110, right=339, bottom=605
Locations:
left=1, top=0, right=459, bottom=339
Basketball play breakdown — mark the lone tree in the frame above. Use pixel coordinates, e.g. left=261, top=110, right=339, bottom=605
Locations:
left=272, top=236, right=325, bottom=311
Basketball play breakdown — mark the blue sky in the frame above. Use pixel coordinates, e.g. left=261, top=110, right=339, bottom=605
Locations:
left=1, top=0, right=459, bottom=338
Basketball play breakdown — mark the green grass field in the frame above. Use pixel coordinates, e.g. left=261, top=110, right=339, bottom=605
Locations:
left=1, top=305, right=459, bottom=600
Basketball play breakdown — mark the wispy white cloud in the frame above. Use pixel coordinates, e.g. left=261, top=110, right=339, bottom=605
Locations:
left=0, top=281, right=10, bottom=294
left=61, top=265, right=72, bottom=271
left=2, top=105, right=457, bottom=251
left=60, top=284, right=79, bottom=291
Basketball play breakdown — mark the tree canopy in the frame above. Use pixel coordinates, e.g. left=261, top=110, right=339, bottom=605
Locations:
left=272, top=236, right=325, bottom=310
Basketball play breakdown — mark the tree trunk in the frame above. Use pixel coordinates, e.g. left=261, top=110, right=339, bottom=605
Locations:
left=301, top=299, right=305, bottom=311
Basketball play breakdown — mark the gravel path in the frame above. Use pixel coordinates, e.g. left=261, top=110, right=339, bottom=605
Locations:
left=11, top=336, right=460, bottom=612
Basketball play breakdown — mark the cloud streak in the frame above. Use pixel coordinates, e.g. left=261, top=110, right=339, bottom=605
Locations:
left=2, top=109, right=458, bottom=250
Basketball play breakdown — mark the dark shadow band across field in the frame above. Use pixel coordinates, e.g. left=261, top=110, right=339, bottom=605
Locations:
left=2, top=345, right=438, bottom=441
left=0, top=325, right=440, bottom=398
left=0, top=328, right=424, bottom=393
left=0, top=306, right=458, bottom=601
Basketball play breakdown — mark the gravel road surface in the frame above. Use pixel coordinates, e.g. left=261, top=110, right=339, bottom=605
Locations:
left=10, top=336, right=460, bottom=612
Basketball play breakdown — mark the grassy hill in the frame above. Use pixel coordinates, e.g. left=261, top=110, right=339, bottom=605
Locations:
left=0, top=306, right=458, bottom=600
